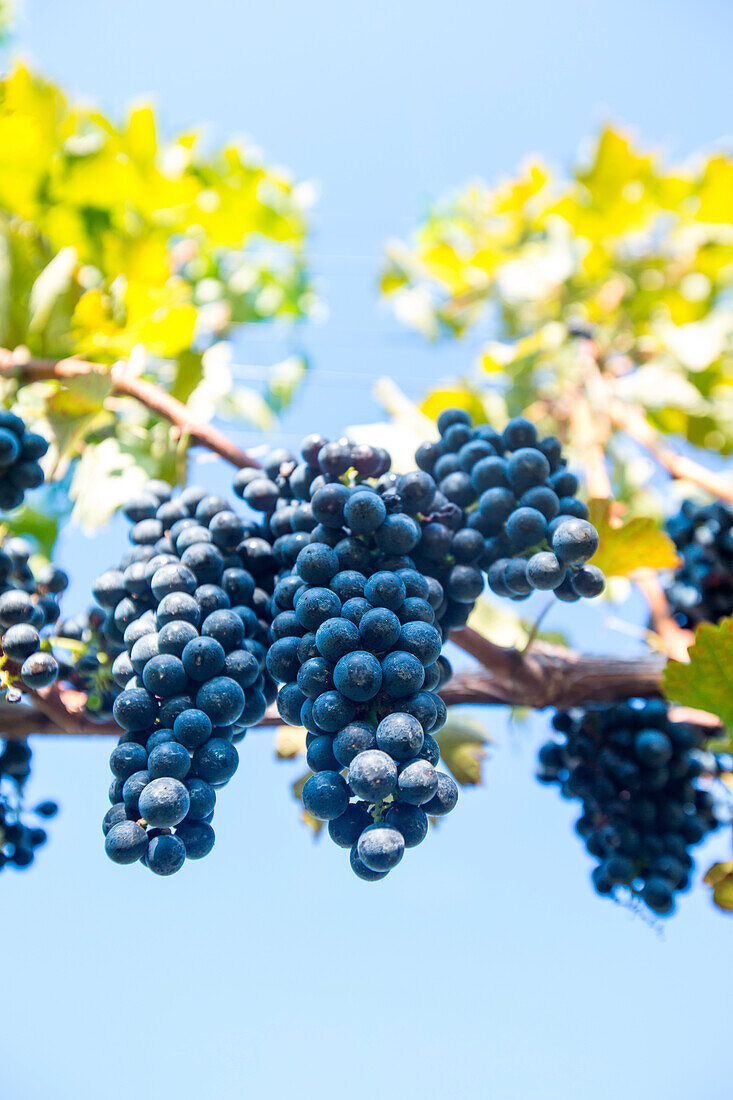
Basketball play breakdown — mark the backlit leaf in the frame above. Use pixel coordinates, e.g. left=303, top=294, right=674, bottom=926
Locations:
left=434, top=710, right=492, bottom=786
left=587, top=499, right=680, bottom=577
left=663, top=618, right=733, bottom=736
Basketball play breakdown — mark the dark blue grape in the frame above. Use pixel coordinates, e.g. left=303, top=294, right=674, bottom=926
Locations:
left=302, top=771, right=349, bottom=821
left=526, top=552, right=566, bottom=590
left=349, top=845, right=389, bottom=881
left=315, top=617, right=360, bottom=662
left=192, top=738, right=239, bottom=786
left=312, top=690, right=357, bottom=733
left=173, top=708, right=213, bottom=750
left=385, top=803, right=428, bottom=847
left=328, top=803, right=372, bottom=848
left=396, top=759, right=439, bottom=805
left=344, top=491, right=387, bottom=534
left=105, top=821, right=148, bottom=864
left=357, top=825, right=405, bottom=872
left=421, top=771, right=458, bottom=815
left=570, top=565, right=605, bottom=598
left=146, top=833, right=186, bottom=875
left=196, top=677, right=245, bottom=726
left=332, top=721, right=378, bottom=768
left=347, top=749, right=397, bottom=801
left=376, top=712, right=424, bottom=761
left=552, top=519, right=599, bottom=565
left=334, top=651, right=383, bottom=702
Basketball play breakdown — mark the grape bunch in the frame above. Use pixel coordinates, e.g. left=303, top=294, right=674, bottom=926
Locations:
left=0, top=409, right=49, bottom=511
left=537, top=699, right=726, bottom=915
left=0, top=537, right=65, bottom=696
left=664, top=499, right=733, bottom=629
left=0, top=739, right=58, bottom=872
left=236, top=435, right=485, bottom=639
left=0, top=412, right=65, bottom=696
left=98, top=479, right=274, bottom=875
left=251, top=435, right=464, bottom=880
left=415, top=408, right=604, bottom=602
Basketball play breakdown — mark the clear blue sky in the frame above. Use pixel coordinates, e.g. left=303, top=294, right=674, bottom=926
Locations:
left=4, top=3, right=733, bottom=1099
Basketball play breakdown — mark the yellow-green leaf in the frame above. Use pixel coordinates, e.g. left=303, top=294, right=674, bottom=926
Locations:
left=420, top=387, right=487, bottom=427
left=434, top=710, right=492, bottom=786
left=704, top=861, right=733, bottom=912
left=663, top=618, right=733, bottom=734
left=467, top=596, right=531, bottom=649
left=291, top=771, right=324, bottom=836
left=587, top=499, right=680, bottom=577
left=276, top=725, right=307, bottom=759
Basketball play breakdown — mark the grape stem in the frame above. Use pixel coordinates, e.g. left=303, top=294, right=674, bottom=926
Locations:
left=0, top=348, right=262, bottom=471
left=634, top=569, right=694, bottom=663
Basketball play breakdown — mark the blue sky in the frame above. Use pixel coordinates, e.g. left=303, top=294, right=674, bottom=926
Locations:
left=3, top=2, right=733, bottom=1098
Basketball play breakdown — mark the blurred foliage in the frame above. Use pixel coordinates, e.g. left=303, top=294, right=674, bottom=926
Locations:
left=380, top=124, right=733, bottom=515
left=0, top=63, right=315, bottom=526
left=0, top=1, right=13, bottom=42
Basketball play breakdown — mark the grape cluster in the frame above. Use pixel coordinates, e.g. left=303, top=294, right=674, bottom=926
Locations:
left=0, top=412, right=64, bottom=696
left=98, top=479, right=274, bottom=875
left=0, top=410, right=48, bottom=511
left=415, top=409, right=604, bottom=602
left=0, top=739, right=58, bottom=872
left=250, top=435, right=462, bottom=880
left=0, top=537, right=65, bottom=696
left=664, top=499, right=733, bottom=629
left=537, top=699, right=725, bottom=915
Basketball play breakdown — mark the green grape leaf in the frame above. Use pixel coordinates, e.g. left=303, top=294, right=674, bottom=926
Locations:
left=434, top=710, right=492, bottom=786
left=704, top=861, right=733, bottom=912
left=663, top=618, right=733, bottom=734
left=3, top=504, right=59, bottom=560
left=587, top=499, right=680, bottom=577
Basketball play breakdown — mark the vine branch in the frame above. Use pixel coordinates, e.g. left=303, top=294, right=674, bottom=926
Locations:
left=0, top=631, right=668, bottom=741
left=0, top=348, right=261, bottom=471
left=606, top=396, right=733, bottom=504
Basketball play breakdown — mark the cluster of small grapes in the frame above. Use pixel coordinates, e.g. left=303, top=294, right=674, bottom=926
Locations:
left=537, top=699, right=726, bottom=915
left=0, top=410, right=48, bottom=511
left=0, top=740, right=58, bottom=872
left=244, top=435, right=465, bottom=880
left=0, top=537, right=66, bottom=696
left=97, top=480, right=275, bottom=875
left=236, top=436, right=485, bottom=639
left=415, top=409, right=604, bottom=602
left=664, top=499, right=733, bottom=629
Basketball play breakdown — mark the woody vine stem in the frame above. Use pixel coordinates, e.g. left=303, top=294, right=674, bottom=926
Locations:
left=0, top=345, right=711, bottom=741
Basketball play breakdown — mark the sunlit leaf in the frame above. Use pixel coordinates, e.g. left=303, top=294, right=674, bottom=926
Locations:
left=587, top=499, right=680, bottom=577
left=276, top=725, right=307, bottom=759
left=435, top=710, right=491, bottom=786
left=663, top=618, right=733, bottom=735
left=291, top=771, right=324, bottom=836
left=704, top=861, right=733, bottom=912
